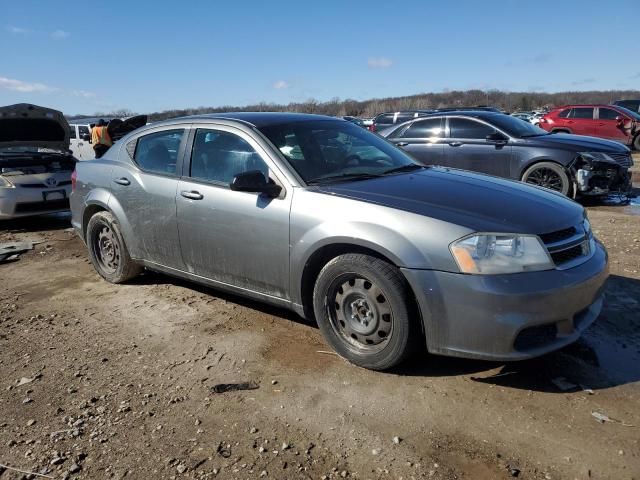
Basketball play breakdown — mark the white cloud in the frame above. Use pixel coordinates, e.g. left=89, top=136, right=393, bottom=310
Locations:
left=72, top=90, right=97, bottom=98
left=51, top=29, right=70, bottom=39
left=273, top=80, right=289, bottom=89
left=6, top=25, right=30, bottom=35
left=368, top=57, right=393, bottom=68
left=0, top=76, right=55, bottom=93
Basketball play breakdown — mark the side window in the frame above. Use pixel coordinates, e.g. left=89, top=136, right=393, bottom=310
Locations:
left=190, top=129, right=269, bottom=185
left=401, top=118, right=443, bottom=138
left=599, top=108, right=620, bottom=120
left=69, top=126, right=77, bottom=139
left=78, top=126, right=89, bottom=138
left=570, top=108, right=594, bottom=119
left=134, top=129, right=184, bottom=175
left=558, top=109, right=570, bottom=118
left=375, top=114, right=394, bottom=125
left=449, top=118, right=495, bottom=139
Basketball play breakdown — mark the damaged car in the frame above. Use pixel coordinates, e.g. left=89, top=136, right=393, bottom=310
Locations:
left=380, top=111, right=633, bottom=197
left=0, top=103, right=76, bottom=219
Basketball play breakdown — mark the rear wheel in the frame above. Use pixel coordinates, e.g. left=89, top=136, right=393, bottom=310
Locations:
left=312, top=253, right=420, bottom=370
left=521, top=162, right=571, bottom=196
left=86, top=211, right=142, bottom=283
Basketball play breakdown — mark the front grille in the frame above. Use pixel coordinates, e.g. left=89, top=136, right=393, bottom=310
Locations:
left=550, top=244, right=584, bottom=265
left=539, top=226, right=576, bottom=244
left=14, top=198, right=69, bottom=213
left=514, top=323, right=558, bottom=351
left=18, top=180, right=72, bottom=188
left=608, top=153, right=632, bottom=168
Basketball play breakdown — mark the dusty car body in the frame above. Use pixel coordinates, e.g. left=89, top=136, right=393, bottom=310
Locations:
left=0, top=103, right=75, bottom=219
left=380, top=111, right=633, bottom=197
left=71, top=113, right=608, bottom=370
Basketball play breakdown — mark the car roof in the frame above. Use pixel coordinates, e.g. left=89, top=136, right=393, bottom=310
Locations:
left=177, top=112, right=339, bottom=128
left=417, top=110, right=507, bottom=120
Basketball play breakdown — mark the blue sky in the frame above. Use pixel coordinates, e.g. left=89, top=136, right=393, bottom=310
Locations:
left=1, top=0, right=638, bottom=115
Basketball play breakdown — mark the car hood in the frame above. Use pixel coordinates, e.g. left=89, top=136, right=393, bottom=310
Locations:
left=528, top=133, right=629, bottom=153
left=0, top=103, right=70, bottom=152
left=313, top=167, right=584, bottom=234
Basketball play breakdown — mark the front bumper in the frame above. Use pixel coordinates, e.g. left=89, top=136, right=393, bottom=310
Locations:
left=402, top=240, right=608, bottom=361
left=0, top=185, right=72, bottom=219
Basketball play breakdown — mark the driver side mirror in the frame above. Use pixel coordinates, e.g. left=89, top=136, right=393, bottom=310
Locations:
left=230, top=170, right=282, bottom=198
left=486, top=132, right=508, bottom=143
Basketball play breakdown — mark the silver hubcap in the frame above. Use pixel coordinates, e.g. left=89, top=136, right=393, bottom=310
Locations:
left=329, top=277, right=393, bottom=350
left=95, top=225, right=120, bottom=273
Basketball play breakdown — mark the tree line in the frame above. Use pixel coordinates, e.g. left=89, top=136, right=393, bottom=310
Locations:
left=71, top=89, right=640, bottom=121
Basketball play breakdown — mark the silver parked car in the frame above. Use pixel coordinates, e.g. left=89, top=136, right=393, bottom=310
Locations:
left=71, top=113, right=608, bottom=370
left=1, top=103, right=75, bottom=219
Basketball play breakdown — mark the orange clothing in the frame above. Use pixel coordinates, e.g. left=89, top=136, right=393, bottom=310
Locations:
left=91, top=126, right=113, bottom=147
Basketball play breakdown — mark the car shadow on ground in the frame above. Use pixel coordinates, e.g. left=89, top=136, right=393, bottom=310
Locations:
left=0, top=212, right=72, bottom=233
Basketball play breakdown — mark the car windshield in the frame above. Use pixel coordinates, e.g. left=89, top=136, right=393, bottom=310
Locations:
left=485, top=114, right=549, bottom=138
left=258, top=120, right=420, bottom=184
left=615, top=106, right=640, bottom=120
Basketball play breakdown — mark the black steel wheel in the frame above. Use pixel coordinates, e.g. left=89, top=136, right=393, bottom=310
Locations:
left=87, top=211, right=142, bottom=283
left=313, top=253, right=421, bottom=370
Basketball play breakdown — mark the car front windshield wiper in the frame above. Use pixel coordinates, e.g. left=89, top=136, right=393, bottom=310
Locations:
left=306, top=172, right=383, bottom=185
left=382, top=163, right=424, bottom=175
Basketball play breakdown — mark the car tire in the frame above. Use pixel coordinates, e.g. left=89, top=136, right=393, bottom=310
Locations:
left=633, top=134, right=640, bottom=151
left=551, top=129, right=570, bottom=134
left=521, top=162, right=572, bottom=196
left=86, top=211, right=142, bottom=283
left=312, top=253, right=420, bottom=370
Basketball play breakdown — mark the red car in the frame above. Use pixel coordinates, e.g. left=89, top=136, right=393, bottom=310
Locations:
left=539, top=104, right=640, bottom=150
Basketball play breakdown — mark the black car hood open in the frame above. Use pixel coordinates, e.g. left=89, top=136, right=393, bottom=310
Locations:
left=314, top=167, right=585, bottom=235
left=529, top=133, right=629, bottom=153
left=0, top=103, right=70, bottom=152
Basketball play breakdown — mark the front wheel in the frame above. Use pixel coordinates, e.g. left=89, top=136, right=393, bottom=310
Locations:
left=312, top=254, right=421, bottom=370
left=521, top=162, right=571, bottom=196
left=86, top=211, right=142, bottom=283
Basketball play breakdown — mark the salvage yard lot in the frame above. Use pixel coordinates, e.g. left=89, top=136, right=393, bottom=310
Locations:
left=1, top=197, right=639, bottom=479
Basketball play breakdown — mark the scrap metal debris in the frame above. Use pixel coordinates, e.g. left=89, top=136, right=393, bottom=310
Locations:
left=592, top=411, right=634, bottom=427
left=210, top=381, right=259, bottom=394
left=0, top=241, right=34, bottom=263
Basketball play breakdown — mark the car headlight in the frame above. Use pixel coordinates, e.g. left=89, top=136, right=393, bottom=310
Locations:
left=583, top=217, right=592, bottom=237
left=450, top=233, right=554, bottom=274
left=578, top=152, right=616, bottom=164
left=0, top=176, right=13, bottom=188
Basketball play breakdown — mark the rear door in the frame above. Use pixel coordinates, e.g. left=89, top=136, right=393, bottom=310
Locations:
left=595, top=107, right=630, bottom=142
left=176, top=125, right=291, bottom=298
left=386, top=117, right=446, bottom=166
left=444, top=117, right=512, bottom=177
left=566, top=107, right=595, bottom=135
left=109, top=126, right=188, bottom=269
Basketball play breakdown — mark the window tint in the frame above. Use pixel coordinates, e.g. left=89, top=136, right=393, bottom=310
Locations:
left=558, top=109, right=570, bottom=118
left=78, top=126, right=89, bottom=137
left=599, top=108, right=620, bottom=120
left=449, top=118, right=495, bottom=139
left=190, top=129, right=268, bottom=184
left=134, top=129, right=184, bottom=175
left=69, top=126, right=76, bottom=139
left=569, top=108, right=594, bottom=119
left=401, top=118, right=444, bottom=138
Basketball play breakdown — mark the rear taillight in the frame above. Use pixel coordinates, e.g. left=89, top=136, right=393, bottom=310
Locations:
left=368, top=124, right=376, bottom=132
left=71, top=169, right=77, bottom=192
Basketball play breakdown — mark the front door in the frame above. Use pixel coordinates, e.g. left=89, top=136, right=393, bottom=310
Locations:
left=109, top=127, right=188, bottom=269
left=176, top=126, right=291, bottom=299
left=595, top=107, right=630, bottom=143
left=566, top=107, right=596, bottom=136
left=444, top=117, right=512, bottom=177
left=386, top=117, right=446, bottom=166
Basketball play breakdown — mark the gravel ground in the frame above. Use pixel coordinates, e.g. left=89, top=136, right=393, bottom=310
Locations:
left=0, top=196, right=639, bottom=480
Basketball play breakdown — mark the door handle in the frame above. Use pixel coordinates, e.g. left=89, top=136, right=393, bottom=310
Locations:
left=395, top=142, right=409, bottom=147
left=180, top=190, right=203, bottom=200
left=113, top=177, right=131, bottom=186
left=448, top=142, right=463, bottom=147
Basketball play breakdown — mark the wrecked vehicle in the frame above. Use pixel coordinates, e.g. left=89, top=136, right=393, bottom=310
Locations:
left=0, top=103, right=76, bottom=219
left=380, top=111, right=633, bottom=197
left=71, top=113, right=608, bottom=371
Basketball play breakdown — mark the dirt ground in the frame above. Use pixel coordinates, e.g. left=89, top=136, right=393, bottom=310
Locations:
left=1, top=194, right=639, bottom=480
